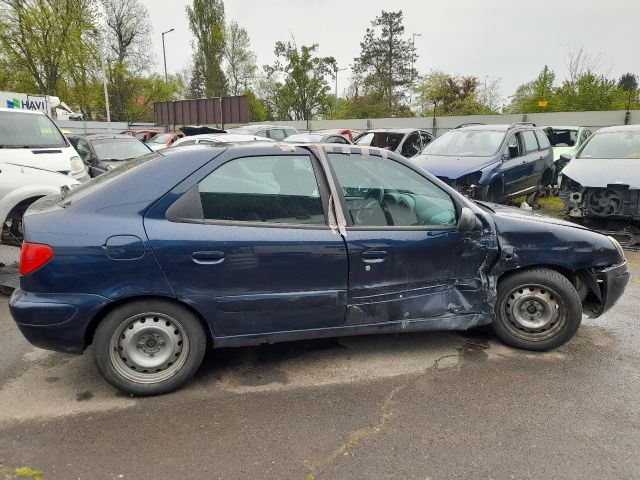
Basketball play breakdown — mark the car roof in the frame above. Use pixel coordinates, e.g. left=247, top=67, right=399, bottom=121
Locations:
left=589, top=124, right=640, bottom=134
left=364, top=128, right=422, bottom=133
left=545, top=126, right=583, bottom=130
left=68, top=133, right=137, bottom=140
left=0, top=108, right=45, bottom=115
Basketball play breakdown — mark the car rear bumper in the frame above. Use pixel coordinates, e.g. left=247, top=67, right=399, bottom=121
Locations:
left=585, top=260, right=630, bottom=318
left=9, top=289, right=109, bottom=354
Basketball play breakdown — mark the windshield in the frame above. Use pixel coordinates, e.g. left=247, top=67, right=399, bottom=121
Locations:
left=578, top=131, right=640, bottom=159
left=355, top=132, right=404, bottom=150
left=422, top=130, right=504, bottom=156
left=546, top=128, right=578, bottom=147
left=148, top=133, right=172, bottom=144
left=0, top=111, right=66, bottom=148
left=93, top=139, right=151, bottom=161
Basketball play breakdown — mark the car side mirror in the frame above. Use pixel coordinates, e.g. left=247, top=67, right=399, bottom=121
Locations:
left=457, top=207, right=482, bottom=232
left=559, top=153, right=573, bottom=162
left=501, top=152, right=510, bottom=161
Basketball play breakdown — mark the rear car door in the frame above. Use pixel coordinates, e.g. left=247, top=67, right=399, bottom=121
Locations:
left=327, top=151, right=497, bottom=326
left=400, top=131, right=422, bottom=157
left=144, top=150, right=348, bottom=339
left=520, top=129, right=545, bottom=190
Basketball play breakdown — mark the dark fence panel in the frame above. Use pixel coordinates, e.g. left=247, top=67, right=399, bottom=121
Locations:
left=154, top=95, right=249, bottom=129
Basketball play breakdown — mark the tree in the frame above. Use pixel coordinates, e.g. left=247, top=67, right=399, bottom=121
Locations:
left=224, top=21, right=257, bottom=96
left=507, top=65, right=556, bottom=112
left=0, top=0, right=97, bottom=95
left=186, top=0, right=227, bottom=97
left=565, top=46, right=604, bottom=86
left=353, top=10, right=417, bottom=115
left=415, top=71, right=490, bottom=116
left=100, top=0, right=153, bottom=121
left=555, top=73, right=624, bottom=112
left=619, top=73, right=639, bottom=110
left=265, top=41, right=335, bottom=121
left=245, top=89, right=268, bottom=122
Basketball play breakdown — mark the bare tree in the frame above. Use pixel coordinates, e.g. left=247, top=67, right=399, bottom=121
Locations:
left=101, top=0, right=152, bottom=73
left=564, top=46, right=606, bottom=85
left=224, top=21, right=257, bottom=96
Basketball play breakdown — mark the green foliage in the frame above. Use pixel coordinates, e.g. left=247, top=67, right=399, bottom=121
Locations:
left=186, top=0, right=227, bottom=97
left=415, top=71, right=493, bottom=116
left=265, top=41, right=335, bottom=121
left=225, top=21, right=257, bottom=96
left=245, top=89, right=268, bottom=122
left=353, top=10, right=417, bottom=116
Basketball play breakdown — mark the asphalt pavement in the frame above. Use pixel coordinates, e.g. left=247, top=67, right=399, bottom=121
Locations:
left=1, top=252, right=639, bottom=480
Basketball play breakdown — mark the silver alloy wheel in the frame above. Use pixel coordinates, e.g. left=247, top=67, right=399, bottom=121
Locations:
left=501, top=284, right=566, bottom=342
left=108, top=312, right=190, bottom=384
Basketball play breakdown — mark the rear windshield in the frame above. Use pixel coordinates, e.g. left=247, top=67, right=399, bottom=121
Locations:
left=0, top=111, right=67, bottom=148
left=578, top=131, right=640, bottom=159
left=93, top=138, right=151, bottom=160
left=422, top=130, right=504, bottom=156
left=355, top=132, right=404, bottom=150
left=61, top=153, right=159, bottom=205
left=545, top=128, right=578, bottom=147
left=148, top=133, right=172, bottom=143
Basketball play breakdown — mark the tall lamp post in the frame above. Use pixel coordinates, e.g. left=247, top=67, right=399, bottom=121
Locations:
left=162, top=28, right=175, bottom=82
left=410, top=33, right=421, bottom=111
left=334, top=65, right=347, bottom=117
left=88, top=29, right=111, bottom=133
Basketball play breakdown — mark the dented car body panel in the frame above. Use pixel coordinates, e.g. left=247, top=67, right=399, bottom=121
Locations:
left=10, top=143, right=628, bottom=355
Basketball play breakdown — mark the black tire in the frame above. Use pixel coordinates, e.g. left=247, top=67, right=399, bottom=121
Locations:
left=494, top=268, right=582, bottom=351
left=93, top=299, right=207, bottom=396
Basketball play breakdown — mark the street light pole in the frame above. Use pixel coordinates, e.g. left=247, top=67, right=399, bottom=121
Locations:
left=334, top=65, right=347, bottom=118
left=162, top=28, right=175, bottom=83
left=89, top=30, right=111, bottom=133
left=411, top=33, right=421, bottom=111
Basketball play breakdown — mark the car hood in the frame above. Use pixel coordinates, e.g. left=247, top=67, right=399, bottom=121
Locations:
left=478, top=201, right=591, bottom=232
left=0, top=161, right=80, bottom=187
left=413, top=154, right=497, bottom=179
left=561, top=158, right=640, bottom=189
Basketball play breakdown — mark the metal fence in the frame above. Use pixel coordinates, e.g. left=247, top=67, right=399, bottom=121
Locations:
left=55, top=120, right=161, bottom=135
left=248, top=110, right=640, bottom=137
left=154, top=96, right=249, bottom=130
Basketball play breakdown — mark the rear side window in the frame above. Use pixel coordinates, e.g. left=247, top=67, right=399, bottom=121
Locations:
left=198, top=155, right=325, bottom=225
left=535, top=130, right=551, bottom=149
left=268, top=129, right=287, bottom=141
left=522, top=130, right=539, bottom=153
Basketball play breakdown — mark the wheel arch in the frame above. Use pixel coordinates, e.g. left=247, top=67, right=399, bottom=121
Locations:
left=84, top=295, right=215, bottom=350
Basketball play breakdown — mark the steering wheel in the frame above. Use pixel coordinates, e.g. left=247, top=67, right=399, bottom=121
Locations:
left=354, top=188, right=384, bottom=225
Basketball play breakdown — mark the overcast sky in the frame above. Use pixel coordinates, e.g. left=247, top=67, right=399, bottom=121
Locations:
left=140, top=0, right=639, bottom=105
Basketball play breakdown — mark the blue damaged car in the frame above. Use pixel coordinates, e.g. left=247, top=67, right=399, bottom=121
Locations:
left=10, top=142, right=628, bottom=395
left=413, top=123, right=555, bottom=204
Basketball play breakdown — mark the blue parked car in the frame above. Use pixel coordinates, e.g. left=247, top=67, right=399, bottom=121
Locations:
left=413, top=123, right=554, bottom=203
left=10, top=143, right=628, bottom=395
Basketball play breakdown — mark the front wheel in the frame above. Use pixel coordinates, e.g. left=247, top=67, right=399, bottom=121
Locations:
left=93, top=299, right=207, bottom=396
left=494, top=268, right=582, bottom=351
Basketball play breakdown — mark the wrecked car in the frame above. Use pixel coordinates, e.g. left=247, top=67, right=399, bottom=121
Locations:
left=10, top=143, right=628, bottom=395
left=354, top=128, right=433, bottom=158
left=413, top=124, right=554, bottom=204
left=560, top=124, right=640, bottom=245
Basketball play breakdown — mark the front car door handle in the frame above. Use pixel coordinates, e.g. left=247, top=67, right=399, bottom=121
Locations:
left=192, top=251, right=225, bottom=264
left=362, top=250, right=388, bottom=263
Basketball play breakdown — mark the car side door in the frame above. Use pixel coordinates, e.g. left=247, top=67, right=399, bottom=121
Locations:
left=326, top=150, right=498, bottom=326
left=400, top=131, right=422, bottom=157
left=499, top=132, right=529, bottom=196
left=144, top=150, right=349, bottom=340
left=520, top=129, right=545, bottom=190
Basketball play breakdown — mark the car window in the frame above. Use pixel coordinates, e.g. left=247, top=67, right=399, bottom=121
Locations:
left=285, top=128, right=297, bottom=138
left=0, top=111, right=67, bottom=148
left=419, top=131, right=432, bottom=149
left=178, top=139, right=197, bottom=146
left=401, top=132, right=422, bottom=157
left=535, top=130, right=551, bottom=149
left=93, top=139, right=152, bottom=161
left=198, top=155, right=325, bottom=225
left=133, top=132, right=147, bottom=141
left=328, top=153, right=457, bottom=228
left=354, top=132, right=374, bottom=146
left=522, top=130, right=539, bottom=153
left=328, top=136, right=349, bottom=144
left=75, top=138, right=92, bottom=162
left=268, top=129, right=287, bottom=141
left=505, top=134, right=522, bottom=159
left=579, top=129, right=590, bottom=145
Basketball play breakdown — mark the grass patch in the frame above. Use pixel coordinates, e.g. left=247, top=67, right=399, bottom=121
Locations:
left=538, top=196, right=565, bottom=218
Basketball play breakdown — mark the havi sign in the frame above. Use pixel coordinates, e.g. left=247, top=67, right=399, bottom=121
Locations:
left=0, top=91, right=57, bottom=115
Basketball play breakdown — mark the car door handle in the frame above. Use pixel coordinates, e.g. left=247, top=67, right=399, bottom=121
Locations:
left=361, top=250, right=388, bottom=263
left=192, top=251, right=225, bottom=264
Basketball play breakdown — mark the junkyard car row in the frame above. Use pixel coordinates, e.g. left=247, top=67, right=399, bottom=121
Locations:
left=0, top=106, right=633, bottom=395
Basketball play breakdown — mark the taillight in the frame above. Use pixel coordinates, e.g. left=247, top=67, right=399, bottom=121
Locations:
left=20, top=242, right=54, bottom=275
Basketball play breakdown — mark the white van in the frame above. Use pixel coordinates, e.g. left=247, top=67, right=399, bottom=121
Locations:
left=0, top=108, right=89, bottom=181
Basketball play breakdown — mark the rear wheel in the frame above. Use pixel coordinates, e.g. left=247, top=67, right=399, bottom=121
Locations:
left=494, top=268, right=582, bottom=351
left=93, top=299, right=207, bottom=395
